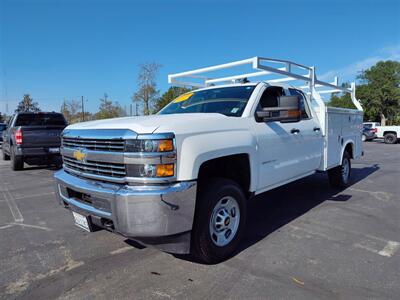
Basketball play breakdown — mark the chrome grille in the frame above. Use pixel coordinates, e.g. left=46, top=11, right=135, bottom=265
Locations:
left=62, top=137, right=125, bottom=152
left=63, top=156, right=126, bottom=178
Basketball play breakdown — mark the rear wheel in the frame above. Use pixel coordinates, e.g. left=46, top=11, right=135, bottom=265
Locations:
left=384, top=133, right=397, bottom=144
left=2, top=148, right=10, bottom=161
left=11, top=148, right=24, bottom=171
left=328, top=151, right=351, bottom=188
left=192, top=178, right=247, bottom=264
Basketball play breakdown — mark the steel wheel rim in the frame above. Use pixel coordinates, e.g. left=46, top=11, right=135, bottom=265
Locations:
left=209, top=196, right=241, bottom=247
left=342, top=158, right=350, bottom=182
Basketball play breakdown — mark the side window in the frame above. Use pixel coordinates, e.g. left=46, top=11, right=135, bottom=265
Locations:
left=258, top=86, right=284, bottom=109
left=289, top=89, right=311, bottom=119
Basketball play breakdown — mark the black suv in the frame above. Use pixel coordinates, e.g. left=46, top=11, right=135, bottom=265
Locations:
left=2, top=112, right=67, bottom=170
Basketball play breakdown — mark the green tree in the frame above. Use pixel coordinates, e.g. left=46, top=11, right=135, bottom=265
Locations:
left=60, top=99, right=85, bottom=124
left=327, top=83, right=356, bottom=109
left=357, top=61, right=400, bottom=125
left=133, top=63, right=161, bottom=115
left=154, top=86, right=191, bottom=112
left=15, top=94, right=40, bottom=113
left=95, top=93, right=125, bottom=120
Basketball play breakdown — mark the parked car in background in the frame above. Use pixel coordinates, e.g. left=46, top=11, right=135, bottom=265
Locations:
left=363, top=122, right=380, bottom=129
left=0, top=123, right=6, bottom=146
left=2, top=112, right=67, bottom=170
left=375, top=125, right=400, bottom=144
left=363, top=122, right=399, bottom=144
left=362, top=126, right=377, bottom=142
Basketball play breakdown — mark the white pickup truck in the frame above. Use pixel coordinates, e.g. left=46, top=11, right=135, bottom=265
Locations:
left=363, top=122, right=399, bottom=144
left=376, top=126, right=399, bottom=144
left=54, top=57, right=363, bottom=263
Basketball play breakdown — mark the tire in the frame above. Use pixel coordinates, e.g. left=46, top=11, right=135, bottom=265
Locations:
left=2, top=148, right=10, bottom=161
left=328, top=151, right=351, bottom=188
left=11, top=148, right=24, bottom=171
left=384, top=133, right=397, bottom=144
left=191, top=178, right=247, bottom=264
left=361, top=134, right=366, bottom=142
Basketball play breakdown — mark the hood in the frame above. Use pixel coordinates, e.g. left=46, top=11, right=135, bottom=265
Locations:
left=65, top=113, right=228, bottom=134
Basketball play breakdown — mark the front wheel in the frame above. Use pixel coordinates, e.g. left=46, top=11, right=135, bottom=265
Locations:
left=328, top=151, right=351, bottom=188
left=192, top=178, right=247, bottom=264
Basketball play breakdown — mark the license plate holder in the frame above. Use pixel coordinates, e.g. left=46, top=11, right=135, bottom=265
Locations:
left=72, top=211, right=92, bottom=232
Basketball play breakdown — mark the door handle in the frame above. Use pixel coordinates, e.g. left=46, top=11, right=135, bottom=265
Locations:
left=313, top=127, right=321, bottom=132
left=291, top=128, right=300, bottom=134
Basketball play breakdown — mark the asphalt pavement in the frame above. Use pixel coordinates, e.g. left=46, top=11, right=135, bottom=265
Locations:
left=0, top=141, right=399, bottom=299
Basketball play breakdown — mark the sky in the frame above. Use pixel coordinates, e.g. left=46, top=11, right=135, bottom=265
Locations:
left=1, top=0, right=399, bottom=114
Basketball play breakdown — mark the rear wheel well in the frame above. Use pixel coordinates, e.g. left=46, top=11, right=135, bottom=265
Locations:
left=344, top=143, right=354, bottom=159
left=383, top=131, right=397, bottom=137
left=198, top=154, right=251, bottom=196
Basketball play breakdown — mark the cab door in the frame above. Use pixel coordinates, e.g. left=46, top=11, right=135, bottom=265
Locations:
left=253, top=86, right=322, bottom=192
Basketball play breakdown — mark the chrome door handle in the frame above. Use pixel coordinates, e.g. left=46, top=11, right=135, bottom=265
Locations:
left=291, top=128, right=300, bottom=134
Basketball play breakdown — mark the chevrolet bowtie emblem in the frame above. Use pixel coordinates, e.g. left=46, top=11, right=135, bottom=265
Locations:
left=73, top=149, right=86, bottom=161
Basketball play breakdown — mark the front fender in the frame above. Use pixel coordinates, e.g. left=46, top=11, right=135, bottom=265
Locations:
left=176, top=130, right=258, bottom=192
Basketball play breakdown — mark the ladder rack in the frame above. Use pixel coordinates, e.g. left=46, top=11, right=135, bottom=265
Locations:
left=168, top=56, right=363, bottom=111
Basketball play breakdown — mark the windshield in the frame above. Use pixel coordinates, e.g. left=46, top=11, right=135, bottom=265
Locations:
left=159, top=86, right=256, bottom=117
left=15, top=113, right=67, bottom=126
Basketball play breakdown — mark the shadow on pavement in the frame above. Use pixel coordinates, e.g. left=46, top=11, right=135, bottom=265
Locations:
left=175, top=164, right=379, bottom=264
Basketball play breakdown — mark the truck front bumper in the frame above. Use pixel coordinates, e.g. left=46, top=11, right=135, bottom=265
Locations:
left=54, top=170, right=197, bottom=254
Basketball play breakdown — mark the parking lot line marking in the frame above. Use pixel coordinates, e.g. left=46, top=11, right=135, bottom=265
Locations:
left=10, top=222, right=52, bottom=231
left=110, top=246, right=133, bottom=255
left=0, top=224, right=14, bottom=230
left=378, top=241, right=400, bottom=257
left=354, top=243, right=379, bottom=254
left=348, top=188, right=392, bottom=202
left=14, top=191, right=55, bottom=200
left=1, top=185, right=24, bottom=222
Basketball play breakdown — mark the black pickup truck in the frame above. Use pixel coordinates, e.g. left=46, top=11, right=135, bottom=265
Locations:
left=1, top=112, right=67, bottom=170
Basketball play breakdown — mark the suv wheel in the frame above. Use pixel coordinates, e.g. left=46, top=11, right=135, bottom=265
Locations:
left=384, top=133, right=397, bottom=144
left=2, top=148, right=10, bottom=161
left=328, top=151, right=351, bottom=188
left=192, top=178, right=247, bottom=264
left=11, top=148, right=24, bottom=171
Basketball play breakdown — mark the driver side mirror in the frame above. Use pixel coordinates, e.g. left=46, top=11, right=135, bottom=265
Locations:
left=256, top=95, right=301, bottom=123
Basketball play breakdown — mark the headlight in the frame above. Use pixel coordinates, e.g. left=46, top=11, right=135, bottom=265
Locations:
left=126, top=163, right=174, bottom=178
left=125, top=139, right=174, bottom=152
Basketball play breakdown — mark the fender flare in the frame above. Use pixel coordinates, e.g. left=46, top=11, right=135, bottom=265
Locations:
left=340, top=140, right=355, bottom=160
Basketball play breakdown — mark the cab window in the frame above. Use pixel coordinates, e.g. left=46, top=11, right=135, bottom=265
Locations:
left=288, top=88, right=311, bottom=119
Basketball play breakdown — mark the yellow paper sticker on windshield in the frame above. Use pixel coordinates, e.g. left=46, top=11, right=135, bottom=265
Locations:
left=173, top=93, right=193, bottom=103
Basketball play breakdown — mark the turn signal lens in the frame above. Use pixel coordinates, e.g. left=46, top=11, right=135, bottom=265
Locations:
left=156, top=164, right=174, bottom=177
left=157, top=140, right=174, bottom=152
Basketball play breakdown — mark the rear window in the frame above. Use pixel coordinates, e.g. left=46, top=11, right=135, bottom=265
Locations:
left=15, top=114, right=66, bottom=126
